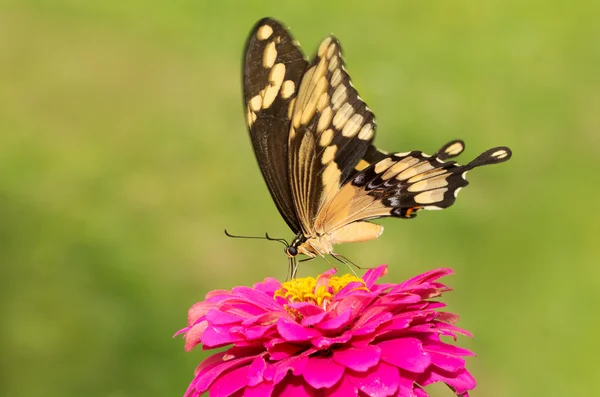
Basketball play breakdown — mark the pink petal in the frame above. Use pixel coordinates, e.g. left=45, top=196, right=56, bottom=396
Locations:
left=311, top=331, right=352, bottom=349
left=277, top=319, right=320, bottom=342
left=333, top=294, right=375, bottom=319
left=253, top=277, right=281, bottom=296
left=362, top=265, right=388, bottom=288
left=315, top=308, right=352, bottom=331
left=326, top=377, right=358, bottom=396
left=397, top=268, right=453, bottom=290
left=274, top=376, right=314, bottom=396
left=208, top=365, right=250, bottom=397
left=266, top=349, right=314, bottom=383
left=231, top=286, right=283, bottom=311
left=247, top=356, right=266, bottom=386
left=301, top=311, right=328, bottom=327
left=333, top=345, right=381, bottom=372
left=192, top=354, right=255, bottom=394
left=242, top=312, right=281, bottom=327
left=418, top=367, right=475, bottom=395
left=183, top=321, right=208, bottom=351
left=289, top=301, right=325, bottom=318
left=187, top=301, right=215, bottom=325
left=352, top=310, right=393, bottom=336
left=379, top=338, right=431, bottom=373
left=244, top=381, right=275, bottom=397
left=348, top=361, right=399, bottom=397
left=303, top=356, right=345, bottom=389
left=422, top=337, right=475, bottom=357
left=266, top=339, right=305, bottom=360
left=429, top=351, right=466, bottom=372
left=201, top=325, right=241, bottom=348
left=206, top=308, right=245, bottom=325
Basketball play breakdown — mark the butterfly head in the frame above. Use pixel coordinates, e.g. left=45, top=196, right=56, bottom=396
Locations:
left=285, top=235, right=306, bottom=258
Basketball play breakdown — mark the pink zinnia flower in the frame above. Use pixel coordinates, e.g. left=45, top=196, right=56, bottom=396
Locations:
left=176, top=265, right=475, bottom=396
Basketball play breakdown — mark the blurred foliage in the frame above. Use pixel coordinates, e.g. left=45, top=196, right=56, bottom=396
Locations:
left=1, top=0, right=598, bottom=396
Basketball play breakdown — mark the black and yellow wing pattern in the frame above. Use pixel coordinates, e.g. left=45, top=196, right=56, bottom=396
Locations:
left=242, top=17, right=512, bottom=258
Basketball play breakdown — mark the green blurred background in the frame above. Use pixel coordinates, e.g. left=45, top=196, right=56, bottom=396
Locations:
left=1, top=0, right=598, bottom=396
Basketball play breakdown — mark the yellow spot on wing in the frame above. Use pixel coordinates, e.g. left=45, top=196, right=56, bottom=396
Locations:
left=382, top=157, right=418, bottom=180
left=331, top=85, right=347, bottom=110
left=445, top=142, right=464, bottom=156
left=355, top=159, right=370, bottom=171
left=319, top=128, right=334, bottom=146
left=281, top=80, right=296, bottom=99
left=396, top=162, right=435, bottom=181
left=257, top=25, right=273, bottom=40
left=249, top=95, right=262, bottom=112
left=332, top=103, right=354, bottom=129
left=375, top=158, right=395, bottom=174
left=331, top=69, right=342, bottom=87
left=408, top=175, right=449, bottom=192
left=316, top=93, right=330, bottom=112
left=318, top=37, right=333, bottom=57
left=357, top=123, right=374, bottom=140
left=321, top=145, right=337, bottom=164
left=318, top=107, right=333, bottom=133
left=492, top=149, right=509, bottom=159
left=262, top=63, right=286, bottom=108
left=341, top=114, right=364, bottom=137
left=414, top=188, right=448, bottom=204
left=263, top=41, right=277, bottom=68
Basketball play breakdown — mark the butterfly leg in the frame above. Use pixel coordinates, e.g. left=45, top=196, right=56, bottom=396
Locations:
left=331, top=253, right=360, bottom=276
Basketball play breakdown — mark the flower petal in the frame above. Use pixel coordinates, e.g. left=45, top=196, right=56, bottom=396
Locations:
left=244, top=381, right=275, bottom=397
left=183, top=321, right=208, bottom=351
left=314, top=308, right=352, bottom=331
left=418, top=367, right=476, bottom=395
left=379, top=337, right=431, bottom=373
left=312, top=331, right=352, bottom=349
left=289, top=301, right=325, bottom=318
left=208, top=365, right=250, bottom=397
left=265, top=338, right=305, bottom=360
left=277, top=319, right=320, bottom=342
left=326, top=377, right=358, bottom=396
left=333, top=345, right=381, bottom=372
left=397, top=268, right=453, bottom=290
left=266, top=349, right=314, bottom=383
left=191, top=354, right=255, bottom=395
left=429, top=351, right=466, bottom=372
left=253, top=277, right=281, bottom=296
left=362, top=265, right=388, bottom=288
left=247, top=356, right=266, bottom=386
left=274, top=376, right=314, bottom=396
left=303, top=356, right=345, bottom=389
left=348, top=361, right=399, bottom=397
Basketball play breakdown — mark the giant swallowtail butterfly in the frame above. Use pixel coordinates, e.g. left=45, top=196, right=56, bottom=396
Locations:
left=242, top=18, right=511, bottom=275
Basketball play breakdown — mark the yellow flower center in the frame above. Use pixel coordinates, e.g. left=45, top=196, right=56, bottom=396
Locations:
left=274, top=274, right=368, bottom=309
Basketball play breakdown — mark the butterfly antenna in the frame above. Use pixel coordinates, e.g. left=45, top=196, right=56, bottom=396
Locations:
left=264, top=233, right=290, bottom=247
left=224, top=229, right=288, bottom=247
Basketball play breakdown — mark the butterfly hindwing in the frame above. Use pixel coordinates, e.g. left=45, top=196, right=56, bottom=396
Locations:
left=314, top=146, right=511, bottom=234
left=243, top=18, right=308, bottom=233
left=355, top=146, right=512, bottom=216
left=287, top=36, right=377, bottom=233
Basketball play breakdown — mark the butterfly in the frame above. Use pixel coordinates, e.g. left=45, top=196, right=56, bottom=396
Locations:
left=242, top=17, right=511, bottom=275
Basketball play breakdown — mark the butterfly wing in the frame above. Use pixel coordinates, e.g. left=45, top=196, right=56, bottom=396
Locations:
left=314, top=146, right=512, bottom=235
left=243, top=18, right=308, bottom=233
left=287, top=36, right=377, bottom=234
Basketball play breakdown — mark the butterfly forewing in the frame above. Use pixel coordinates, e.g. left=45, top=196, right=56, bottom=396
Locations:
left=243, top=18, right=308, bottom=233
left=287, top=36, right=377, bottom=234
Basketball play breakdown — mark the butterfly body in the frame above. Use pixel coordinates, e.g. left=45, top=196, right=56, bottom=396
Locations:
left=243, top=18, right=512, bottom=274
